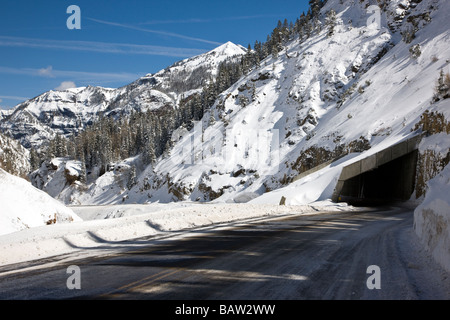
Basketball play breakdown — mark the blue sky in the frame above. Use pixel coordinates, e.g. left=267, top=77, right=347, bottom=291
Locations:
left=0, top=0, right=310, bottom=110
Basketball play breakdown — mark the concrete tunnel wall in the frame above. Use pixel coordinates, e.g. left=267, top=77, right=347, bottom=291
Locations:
left=332, top=135, right=421, bottom=205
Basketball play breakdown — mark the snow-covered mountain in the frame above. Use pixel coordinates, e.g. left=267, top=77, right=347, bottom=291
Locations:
left=111, top=0, right=448, bottom=205
left=141, top=41, right=247, bottom=95
left=2, top=0, right=449, bottom=209
left=0, top=42, right=246, bottom=148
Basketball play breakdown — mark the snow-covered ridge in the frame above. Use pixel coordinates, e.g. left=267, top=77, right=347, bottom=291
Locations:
left=147, top=41, right=246, bottom=79
left=138, top=41, right=246, bottom=101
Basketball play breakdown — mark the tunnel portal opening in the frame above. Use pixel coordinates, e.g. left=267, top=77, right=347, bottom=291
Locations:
left=338, top=150, right=418, bottom=206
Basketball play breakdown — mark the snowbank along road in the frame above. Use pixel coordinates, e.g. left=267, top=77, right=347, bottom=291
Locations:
left=0, top=206, right=449, bottom=300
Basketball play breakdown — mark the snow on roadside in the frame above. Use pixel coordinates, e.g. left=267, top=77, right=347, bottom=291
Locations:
left=0, top=168, right=81, bottom=236
left=0, top=202, right=356, bottom=267
left=414, top=163, right=450, bottom=273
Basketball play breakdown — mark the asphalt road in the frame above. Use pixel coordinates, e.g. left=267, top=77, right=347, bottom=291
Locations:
left=0, top=206, right=449, bottom=300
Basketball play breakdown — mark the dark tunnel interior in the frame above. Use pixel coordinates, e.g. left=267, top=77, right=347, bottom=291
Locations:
left=338, top=150, right=418, bottom=206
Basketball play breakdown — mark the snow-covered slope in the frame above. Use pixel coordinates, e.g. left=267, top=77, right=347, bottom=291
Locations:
left=0, top=42, right=246, bottom=148
left=116, top=0, right=449, bottom=205
left=0, top=168, right=81, bottom=236
left=0, top=109, right=12, bottom=121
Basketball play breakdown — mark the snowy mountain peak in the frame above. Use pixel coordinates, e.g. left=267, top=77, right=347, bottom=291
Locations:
left=211, top=41, right=247, bottom=56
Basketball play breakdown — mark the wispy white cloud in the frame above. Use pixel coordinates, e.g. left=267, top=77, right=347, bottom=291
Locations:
left=38, top=66, right=54, bottom=77
left=0, top=35, right=207, bottom=58
left=86, top=17, right=223, bottom=46
left=0, top=95, right=29, bottom=101
left=140, top=18, right=212, bottom=25
left=0, top=95, right=30, bottom=110
left=55, top=81, right=76, bottom=91
left=139, top=14, right=289, bottom=25
left=0, top=65, right=141, bottom=83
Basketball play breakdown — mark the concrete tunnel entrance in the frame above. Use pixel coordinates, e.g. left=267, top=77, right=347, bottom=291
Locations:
left=337, top=150, right=418, bottom=205
left=332, top=135, right=421, bottom=206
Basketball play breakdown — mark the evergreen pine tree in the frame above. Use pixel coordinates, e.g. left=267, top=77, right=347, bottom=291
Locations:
left=144, top=138, right=157, bottom=165
left=193, top=95, right=203, bottom=121
left=433, top=69, right=450, bottom=102
left=29, top=148, right=41, bottom=171
left=326, top=9, right=337, bottom=38
left=305, top=13, right=313, bottom=37
left=54, top=134, right=67, bottom=158
left=163, top=139, right=173, bottom=158
left=79, top=159, right=87, bottom=184
left=127, top=165, right=137, bottom=190
left=309, top=0, right=322, bottom=19
left=254, top=40, right=263, bottom=62
left=272, top=44, right=279, bottom=59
